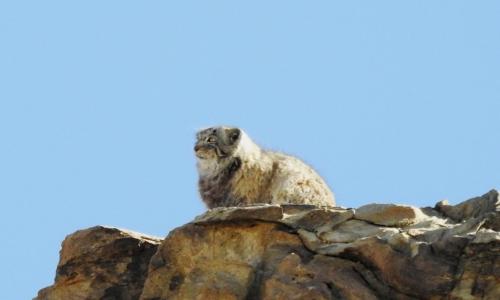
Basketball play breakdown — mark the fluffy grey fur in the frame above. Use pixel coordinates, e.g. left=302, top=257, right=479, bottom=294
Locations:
left=195, top=126, right=335, bottom=208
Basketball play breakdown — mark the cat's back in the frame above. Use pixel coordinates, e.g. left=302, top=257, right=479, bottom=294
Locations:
left=265, top=151, right=336, bottom=206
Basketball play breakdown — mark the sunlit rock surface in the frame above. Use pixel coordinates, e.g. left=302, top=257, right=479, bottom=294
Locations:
left=36, top=190, right=500, bottom=300
left=35, top=226, right=161, bottom=300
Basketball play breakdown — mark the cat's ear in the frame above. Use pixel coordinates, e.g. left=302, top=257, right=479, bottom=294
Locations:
left=226, top=128, right=241, bottom=144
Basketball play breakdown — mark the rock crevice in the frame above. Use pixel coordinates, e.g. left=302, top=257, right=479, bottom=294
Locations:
left=36, top=190, right=500, bottom=299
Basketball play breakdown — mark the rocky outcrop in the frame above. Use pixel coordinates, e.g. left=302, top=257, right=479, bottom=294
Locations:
left=36, top=190, right=500, bottom=299
left=36, top=227, right=161, bottom=300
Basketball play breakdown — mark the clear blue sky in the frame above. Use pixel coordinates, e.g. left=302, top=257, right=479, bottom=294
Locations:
left=1, top=1, right=499, bottom=299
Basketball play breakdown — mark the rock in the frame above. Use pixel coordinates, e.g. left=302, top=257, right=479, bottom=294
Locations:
left=318, top=219, right=399, bottom=243
left=193, top=204, right=283, bottom=223
left=281, top=207, right=354, bottom=232
left=260, top=253, right=380, bottom=300
left=472, top=228, right=500, bottom=244
left=36, top=190, right=500, bottom=299
left=354, top=203, right=426, bottom=226
left=35, top=226, right=161, bottom=300
left=450, top=239, right=500, bottom=298
left=140, top=221, right=307, bottom=300
left=436, top=189, right=499, bottom=222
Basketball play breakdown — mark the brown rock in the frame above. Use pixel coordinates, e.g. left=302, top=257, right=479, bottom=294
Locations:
left=36, top=190, right=500, bottom=300
left=35, top=226, right=161, bottom=300
left=260, top=253, right=381, bottom=300
left=140, top=221, right=307, bottom=300
left=354, top=203, right=425, bottom=226
left=140, top=221, right=390, bottom=300
left=193, top=204, right=283, bottom=223
left=450, top=240, right=500, bottom=299
left=436, top=189, right=499, bottom=222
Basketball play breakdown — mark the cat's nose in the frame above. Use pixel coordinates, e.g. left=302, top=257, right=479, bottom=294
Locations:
left=194, top=144, right=201, bottom=152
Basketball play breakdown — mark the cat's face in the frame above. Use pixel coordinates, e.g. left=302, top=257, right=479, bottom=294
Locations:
left=194, top=126, right=241, bottom=160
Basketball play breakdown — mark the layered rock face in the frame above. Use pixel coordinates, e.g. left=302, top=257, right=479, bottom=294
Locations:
left=36, top=227, right=162, bottom=300
left=36, top=190, right=500, bottom=300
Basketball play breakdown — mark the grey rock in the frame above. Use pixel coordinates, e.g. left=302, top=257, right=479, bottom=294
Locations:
left=473, top=228, right=500, bottom=244
left=281, top=207, right=354, bottom=232
left=319, top=219, right=399, bottom=243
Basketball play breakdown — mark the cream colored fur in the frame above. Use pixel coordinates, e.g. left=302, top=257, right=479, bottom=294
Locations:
left=196, top=128, right=335, bottom=207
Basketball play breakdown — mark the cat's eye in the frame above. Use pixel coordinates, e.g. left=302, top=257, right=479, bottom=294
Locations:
left=207, top=136, right=216, bottom=143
